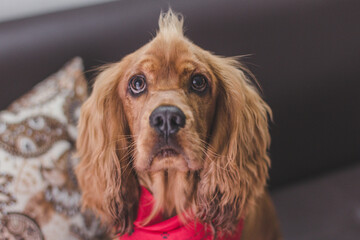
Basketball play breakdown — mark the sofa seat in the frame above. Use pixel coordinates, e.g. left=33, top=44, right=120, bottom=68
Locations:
left=272, top=164, right=360, bottom=240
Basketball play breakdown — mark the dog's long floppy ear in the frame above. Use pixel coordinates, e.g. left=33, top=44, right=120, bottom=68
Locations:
left=75, top=62, right=139, bottom=235
left=197, top=55, right=271, bottom=233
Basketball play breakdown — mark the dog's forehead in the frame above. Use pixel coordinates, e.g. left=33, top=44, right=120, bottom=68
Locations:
left=137, top=37, right=199, bottom=77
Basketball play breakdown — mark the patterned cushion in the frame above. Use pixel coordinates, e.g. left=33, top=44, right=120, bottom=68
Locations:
left=0, top=58, right=107, bottom=240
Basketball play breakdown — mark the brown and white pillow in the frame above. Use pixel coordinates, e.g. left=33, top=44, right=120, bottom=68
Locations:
left=0, top=58, right=107, bottom=240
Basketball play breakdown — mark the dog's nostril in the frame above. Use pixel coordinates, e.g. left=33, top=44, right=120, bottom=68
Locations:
left=155, top=116, right=164, bottom=127
left=170, top=116, right=178, bottom=126
left=169, top=115, right=183, bottom=131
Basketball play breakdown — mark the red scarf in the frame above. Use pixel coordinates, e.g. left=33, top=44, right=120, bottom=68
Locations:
left=119, top=186, right=243, bottom=240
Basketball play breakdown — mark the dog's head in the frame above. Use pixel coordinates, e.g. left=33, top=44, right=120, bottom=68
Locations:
left=76, top=10, right=271, bottom=236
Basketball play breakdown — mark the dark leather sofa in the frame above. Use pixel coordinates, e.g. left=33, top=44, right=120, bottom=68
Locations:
left=1, top=0, right=359, bottom=239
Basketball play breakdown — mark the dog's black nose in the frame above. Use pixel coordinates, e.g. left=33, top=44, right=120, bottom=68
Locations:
left=149, top=105, right=186, bottom=137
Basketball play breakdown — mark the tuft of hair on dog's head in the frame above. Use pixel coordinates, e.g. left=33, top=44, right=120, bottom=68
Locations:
left=75, top=8, right=272, bottom=237
left=157, top=9, right=184, bottom=37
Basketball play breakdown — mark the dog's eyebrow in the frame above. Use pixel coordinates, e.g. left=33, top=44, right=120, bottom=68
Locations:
left=177, top=60, right=198, bottom=75
left=136, top=57, right=160, bottom=72
left=137, top=57, right=199, bottom=76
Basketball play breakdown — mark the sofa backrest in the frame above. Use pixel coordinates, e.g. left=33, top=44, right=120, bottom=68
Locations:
left=1, top=0, right=359, bottom=188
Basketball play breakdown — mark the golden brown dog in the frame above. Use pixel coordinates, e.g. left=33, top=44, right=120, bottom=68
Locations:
left=76, top=10, right=281, bottom=240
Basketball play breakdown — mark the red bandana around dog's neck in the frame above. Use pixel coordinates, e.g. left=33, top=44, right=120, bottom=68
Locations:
left=119, top=186, right=243, bottom=240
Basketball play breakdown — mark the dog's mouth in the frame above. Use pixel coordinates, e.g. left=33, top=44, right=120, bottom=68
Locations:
left=146, top=145, right=190, bottom=171
left=137, top=135, right=200, bottom=172
left=135, top=139, right=202, bottom=172
left=155, top=148, right=179, bottom=158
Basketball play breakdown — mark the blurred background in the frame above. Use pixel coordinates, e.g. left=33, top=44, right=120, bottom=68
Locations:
left=0, top=0, right=359, bottom=239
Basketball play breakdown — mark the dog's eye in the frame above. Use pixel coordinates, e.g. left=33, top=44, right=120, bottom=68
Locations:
left=191, top=74, right=208, bottom=92
left=129, top=75, right=147, bottom=95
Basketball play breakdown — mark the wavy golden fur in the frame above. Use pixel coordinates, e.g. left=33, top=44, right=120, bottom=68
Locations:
left=76, top=10, right=281, bottom=239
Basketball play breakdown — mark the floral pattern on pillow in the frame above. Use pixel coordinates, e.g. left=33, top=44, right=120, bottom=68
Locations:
left=0, top=57, right=108, bottom=240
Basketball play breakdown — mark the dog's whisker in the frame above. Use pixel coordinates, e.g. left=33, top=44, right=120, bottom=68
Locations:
left=196, top=143, right=238, bottom=173
left=116, top=142, right=136, bottom=151
left=119, top=157, right=136, bottom=175
left=185, top=132, right=227, bottom=159
left=201, top=151, right=231, bottom=172
left=122, top=158, right=135, bottom=173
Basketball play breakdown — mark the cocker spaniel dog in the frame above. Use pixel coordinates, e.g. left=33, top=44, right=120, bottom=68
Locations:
left=76, top=10, right=281, bottom=240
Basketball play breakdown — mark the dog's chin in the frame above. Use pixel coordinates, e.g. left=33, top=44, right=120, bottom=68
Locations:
left=151, top=156, right=189, bottom=172
left=135, top=148, right=201, bottom=172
